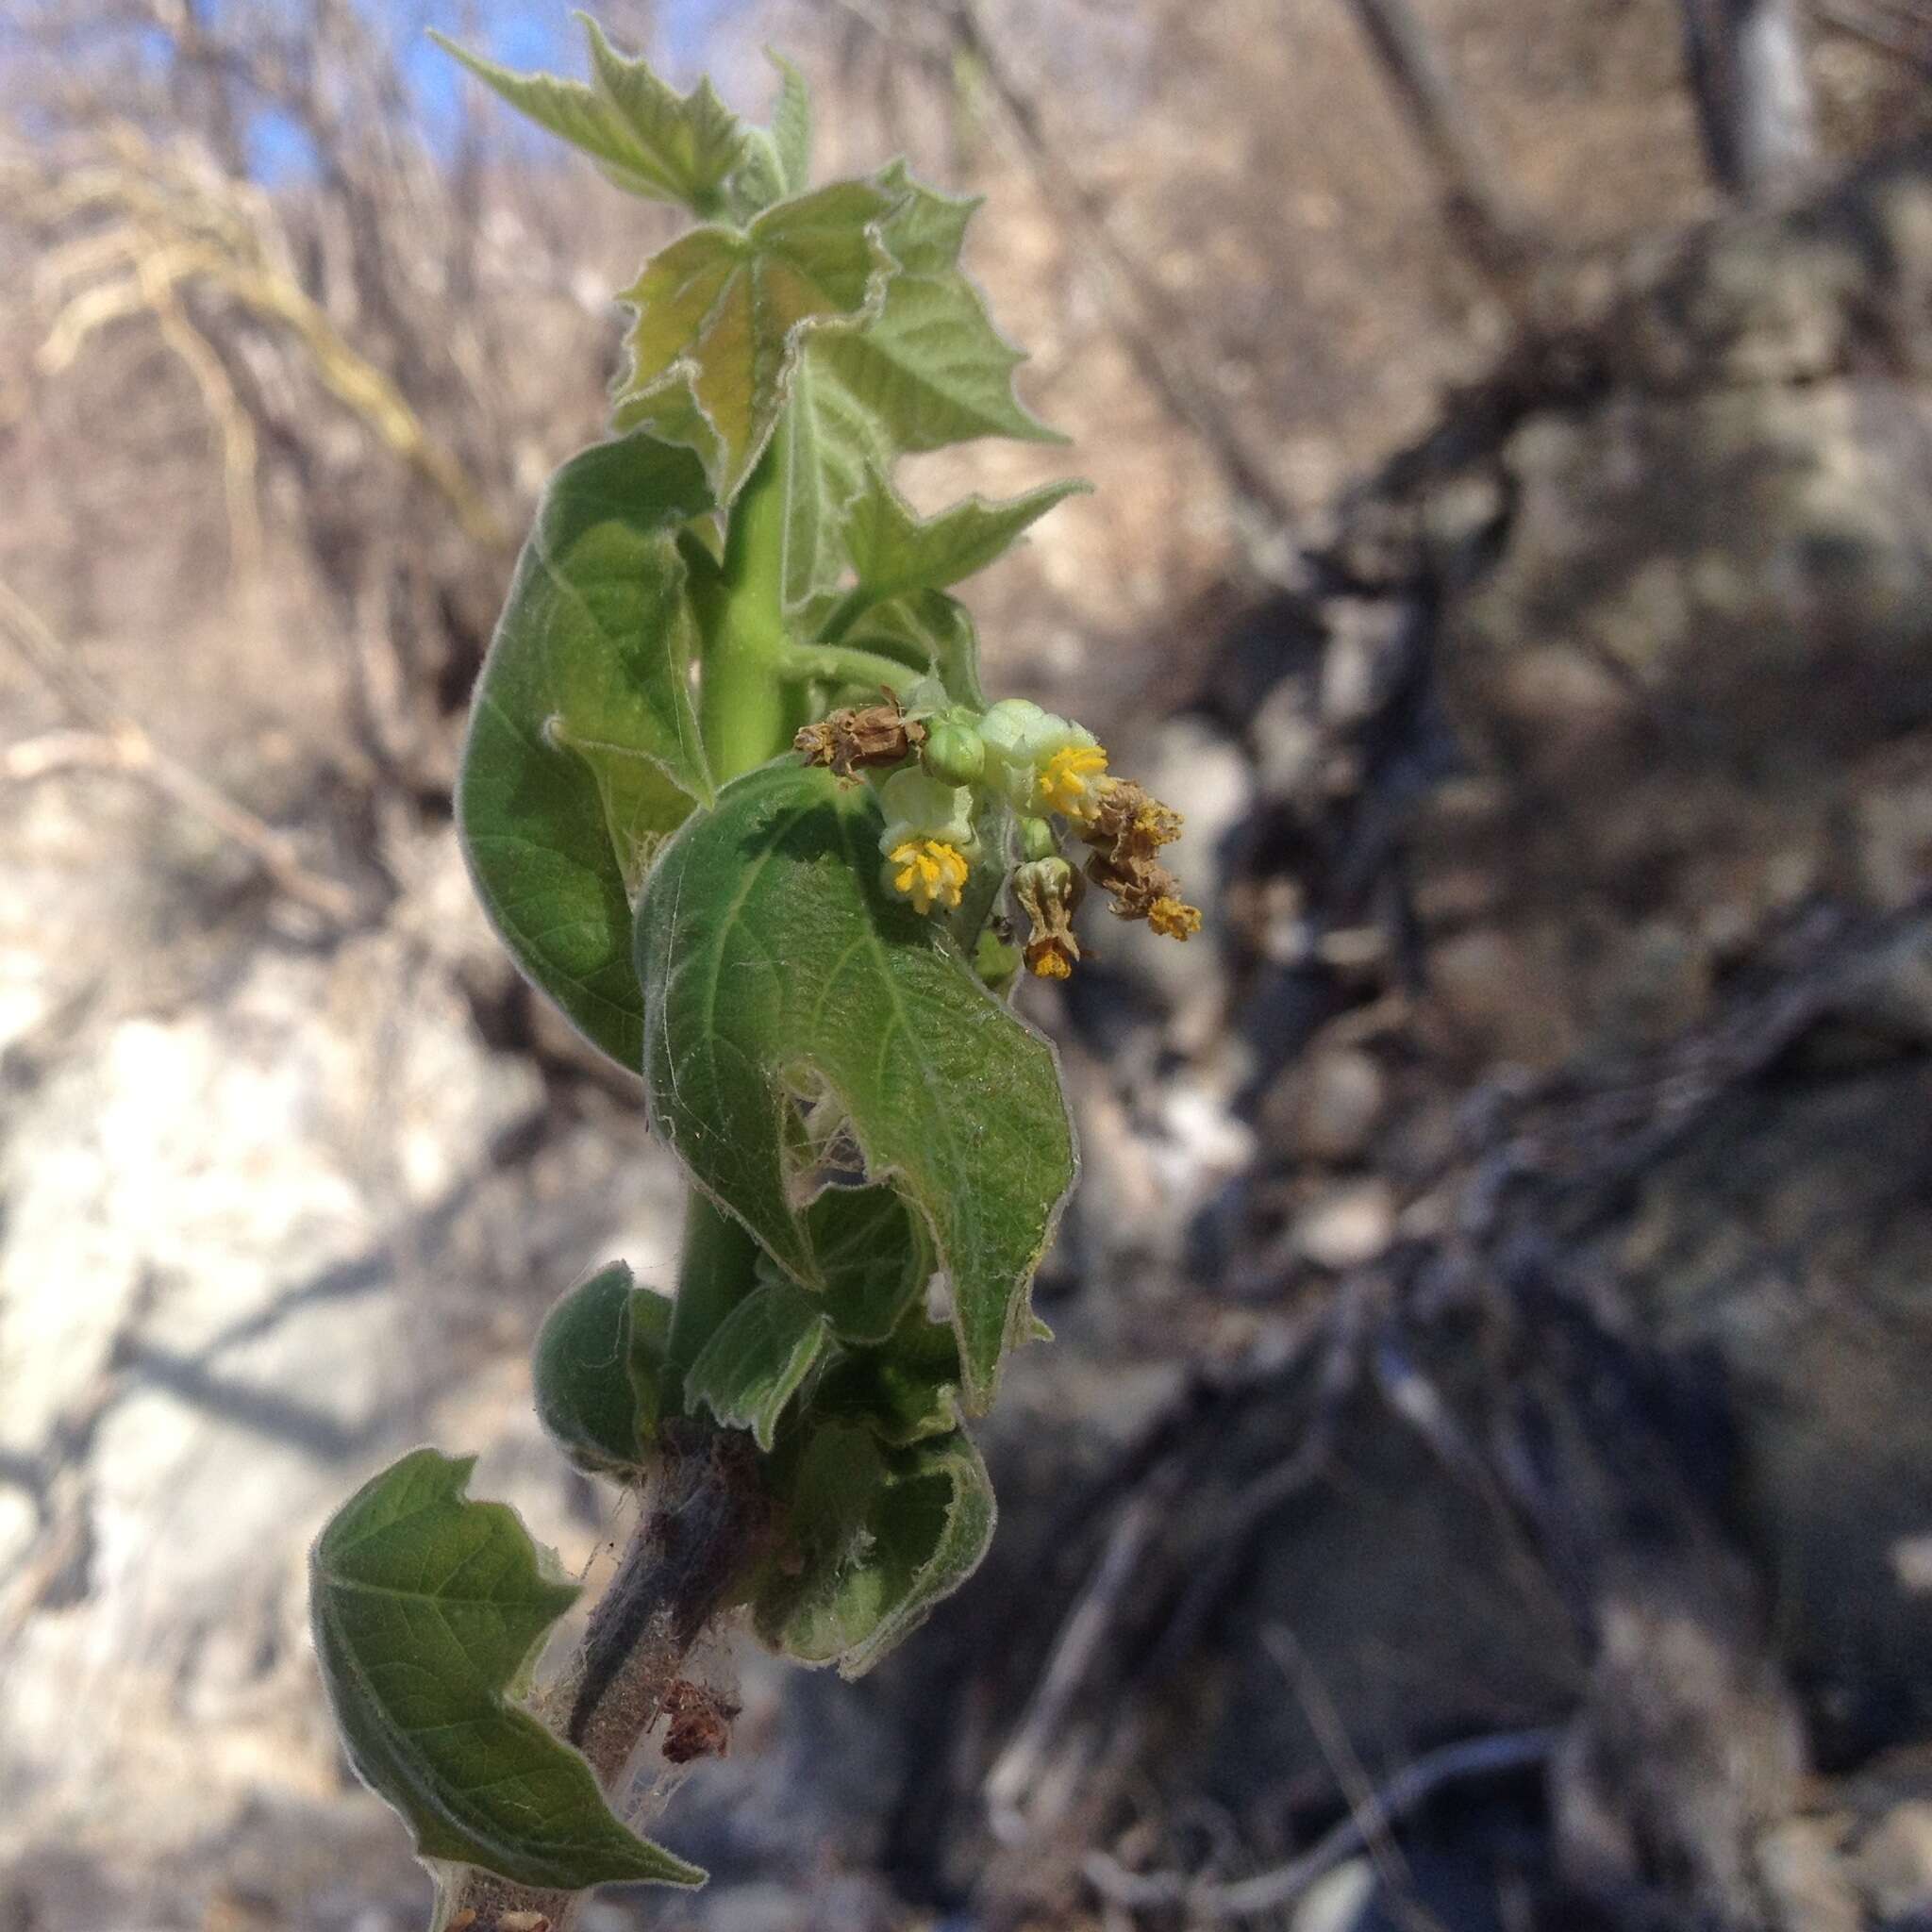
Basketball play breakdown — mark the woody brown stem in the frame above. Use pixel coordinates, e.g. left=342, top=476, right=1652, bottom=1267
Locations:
left=436, top=1428, right=770, bottom=1932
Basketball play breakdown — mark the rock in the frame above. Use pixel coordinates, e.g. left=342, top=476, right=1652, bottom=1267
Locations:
left=0, top=825, right=689, bottom=1925
left=1422, top=927, right=1579, bottom=1069
left=1850, top=1801, right=1932, bottom=1918
left=1269, top=1045, right=1387, bottom=1164
left=1292, top=1177, right=1396, bottom=1269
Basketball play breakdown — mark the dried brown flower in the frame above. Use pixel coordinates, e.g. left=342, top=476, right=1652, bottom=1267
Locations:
left=793, top=692, right=926, bottom=779
left=1076, top=779, right=1201, bottom=940
left=658, top=1677, right=740, bottom=1764
left=1011, top=857, right=1084, bottom=979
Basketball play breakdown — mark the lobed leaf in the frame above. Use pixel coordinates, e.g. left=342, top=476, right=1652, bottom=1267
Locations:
left=531, top=1263, right=672, bottom=1477
left=751, top=1424, right=996, bottom=1675
left=727, top=52, right=813, bottom=218
left=831, top=471, right=1087, bottom=634
left=432, top=16, right=748, bottom=217
left=458, top=433, right=713, bottom=1073
left=635, top=760, right=1075, bottom=1411
left=310, top=1450, right=703, bottom=1890
left=613, top=182, right=896, bottom=512
left=776, top=165, right=1067, bottom=612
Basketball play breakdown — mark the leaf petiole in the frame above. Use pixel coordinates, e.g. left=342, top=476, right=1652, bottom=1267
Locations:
left=776, top=641, right=927, bottom=695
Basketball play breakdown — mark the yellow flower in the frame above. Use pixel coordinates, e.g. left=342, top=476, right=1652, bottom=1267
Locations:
left=887, top=839, right=971, bottom=915
left=1035, top=743, right=1109, bottom=819
left=1148, top=895, right=1203, bottom=941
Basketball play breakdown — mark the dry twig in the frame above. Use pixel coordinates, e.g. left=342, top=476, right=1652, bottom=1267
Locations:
left=891, top=0, right=1305, bottom=558
left=1680, top=0, right=1818, bottom=201
left=1083, top=1724, right=1559, bottom=1919
left=0, top=575, right=358, bottom=923
left=1341, top=0, right=1537, bottom=291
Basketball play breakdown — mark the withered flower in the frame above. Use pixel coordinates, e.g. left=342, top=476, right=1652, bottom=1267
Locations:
left=1077, top=779, right=1201, bottom=941
left=794, top=692, right=926, bottom=780
left=1011, top=857, right=1084, bottom=980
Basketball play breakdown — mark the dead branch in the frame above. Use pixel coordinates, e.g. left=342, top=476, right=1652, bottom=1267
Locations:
left=1083, top=1723, right=1559, bottom=1918
left=24, top=125, right=508, bottom=554
left=0, top=576, right=358, bottom=924
left=1680, top=0, right=1819, bottom=202
left=1810, top=0, right=1932, bottom=76
left=1340, top=0, right=1538, bottom=291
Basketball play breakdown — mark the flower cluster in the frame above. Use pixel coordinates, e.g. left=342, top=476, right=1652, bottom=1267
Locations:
left=799, top=690, right=1201, bottom=977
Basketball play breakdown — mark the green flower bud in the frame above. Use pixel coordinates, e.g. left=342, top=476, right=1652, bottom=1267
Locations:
left=924, top=718, right=986, bottom=786
left=1018, top=815, right=1059, bottom=863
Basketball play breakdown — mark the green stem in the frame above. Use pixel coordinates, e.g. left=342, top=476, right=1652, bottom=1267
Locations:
left=694, top=447, right=793, bottom=784
left=671, top=446, right=795, bottom=1371
left=777, top=641, right=924, bottom=695
left=667, top=1191, right=762, bottom=1383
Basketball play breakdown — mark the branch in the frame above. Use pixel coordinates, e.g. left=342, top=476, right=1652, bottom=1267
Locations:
left=1810, top=0, right=1932, bottom=77
left=1680, top=0, right=1818, bottom=202
left=24, top=127, right=509, bottom=554
left=1082, top=1723, right=1559, bottom=1919
left=1340, top=0, right=1538, bottom=290
left=439, top=1429, right=768, bottom=1932
left=0, top=576, right=358, bottom=924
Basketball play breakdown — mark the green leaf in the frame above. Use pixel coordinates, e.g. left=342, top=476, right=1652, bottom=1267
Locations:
left=684, top=1274, right=830, bottom=1450
left=613, top=182, right=895, bottom=512
left=310, top=1450, right=704, bottom=1891
left=790, top=1182, right=933, bottom=1345
left=531, top=1263, right=672, bottom=1477
left=843, top=591, right=989, bottom=708
left=816, top=1304, right=964, bottom=1446
left=432, top=17, right=748, bottom=217
left=831, top=471, right=1087, bottom=633
left=635, top=759, right=1075, bottom=1411
left=768, top=53, right=813, bottom=196
left=775, top=164, right=1067, bottom=612
left=458, top=433, right=714, bottom=1074
left=752, top=1424, right=995, bottom=1675
left=727, top=53, right=813, bottom=219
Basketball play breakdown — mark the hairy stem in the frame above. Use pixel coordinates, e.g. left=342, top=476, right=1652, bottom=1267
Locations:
left=441, top=437, right=796, bottom=1932
left=778, top=640, right=924, bottom=695
left=694, top=448, right=794, bottom=783
left=435, top=1428, right=769, bottom=1932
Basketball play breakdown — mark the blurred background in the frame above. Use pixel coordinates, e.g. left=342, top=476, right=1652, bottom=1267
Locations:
left=8, top=1, right=1932, bottom=1927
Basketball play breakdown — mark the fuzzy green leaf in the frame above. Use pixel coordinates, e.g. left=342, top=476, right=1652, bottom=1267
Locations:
left=831, top=471, right=1086, bottom=633
left=531, top=1263, right=672, bottom=1477
left=684, top=1274, right=830, bottom=1450
left=816, top=1304, right=964, bottom=1446
left=458, top=433, right=713, bottom=1073
left=310, top=1449, right=704, bottom=1890
left=432, top=17, right=748, bottom=216
left=790, top=1182, right=933, bottom=1345
left=752, top=1424, right=995, bottom=1674
left=768, top=53, right=813, bottom=196
left=727, top=52, right=813, bottom=218
left=842, top=591, right=989, bottom=708
left=776, top=166, right=1066, bottom=611
left=635, top=760, right=1074, bottom=1411
left=613, top=182, right=894, bottom=511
